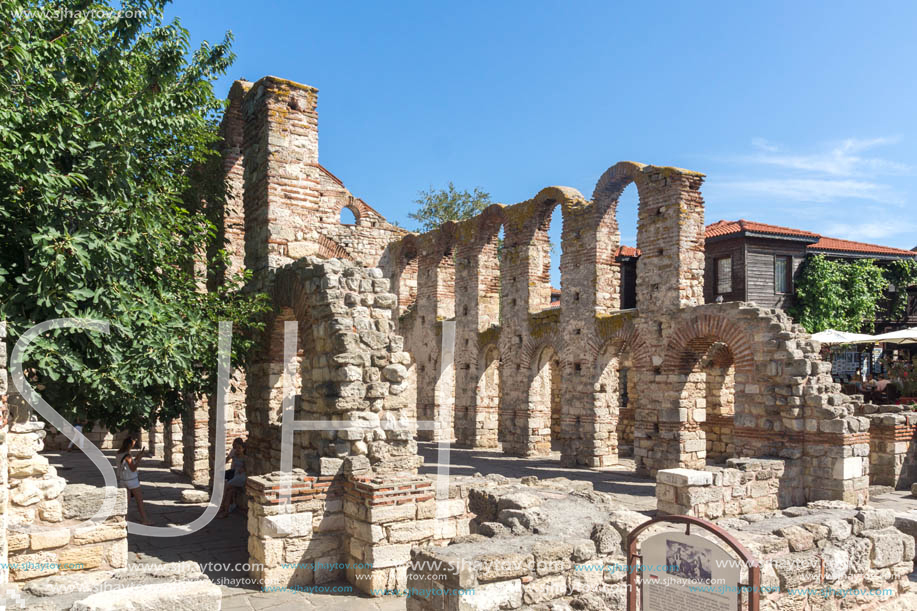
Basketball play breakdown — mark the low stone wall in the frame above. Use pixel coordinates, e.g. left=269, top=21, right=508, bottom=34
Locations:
left=407, top=477, right=917, bottom=611
left=860, top=404, right=917, bottom=490
left=7, top=428, right=128, bottom=583
left=246, top=462, right=473, bottom=596
left=43, top=424, right=131, bottom=452
left=655, top=458, right=804, bottom=519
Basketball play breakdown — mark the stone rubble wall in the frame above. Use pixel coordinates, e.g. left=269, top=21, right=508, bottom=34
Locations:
left=859, top=403, right=917, bottom=490
left=244, top=257, right=418, bottom=477
left=655, top=458, right=805, bottom=519
left=407, top=477, right=915, bottom=611
left=6, top=423, right=128, bottom=582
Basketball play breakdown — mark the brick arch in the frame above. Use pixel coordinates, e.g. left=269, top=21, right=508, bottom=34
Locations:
left=663, top=314, right=755, bottom=374
left=586, top=318, right=652, bottom=371
left=518, top=335, right=564, bottom=374
left=338, top=201, right=361, bottom=225
left=591, top=161, right=650, bottom=223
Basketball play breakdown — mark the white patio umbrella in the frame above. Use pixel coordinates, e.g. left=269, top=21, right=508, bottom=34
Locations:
left=810, top=329, right=876, bottom=344
left=871, top=327, right=917, bottom=344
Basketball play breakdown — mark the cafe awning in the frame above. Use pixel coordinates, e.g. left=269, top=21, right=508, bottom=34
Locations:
left=871, top=327, right=917, bottom=344
left=811, top=329, right=876, bottom=345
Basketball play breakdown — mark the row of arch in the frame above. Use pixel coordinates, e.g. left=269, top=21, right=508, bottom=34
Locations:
left=454, top=313, right=752, bottom=468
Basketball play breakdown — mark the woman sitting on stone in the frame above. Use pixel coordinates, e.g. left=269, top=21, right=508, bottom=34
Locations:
left=217, top=438, right=247, bottom=518
left=116, top=435, right=152, bottom=525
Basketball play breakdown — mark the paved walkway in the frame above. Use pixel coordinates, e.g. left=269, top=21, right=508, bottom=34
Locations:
left=44, top=444, right=657, bottom=610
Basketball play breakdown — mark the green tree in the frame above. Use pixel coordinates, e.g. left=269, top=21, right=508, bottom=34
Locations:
left=408, top=182, right=492, bottom=232
left=0, top=0, right=269, bottom=430
left=884, top=258, right=917, bottom=321
left=791, top=255, right=888, bottom=333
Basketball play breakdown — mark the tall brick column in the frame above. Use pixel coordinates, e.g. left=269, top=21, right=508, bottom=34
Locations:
left=594, top=164, right=707, bottom=474
left=453, top=210, right=502, bottom=448
left=414, top=229, right=456, bottom=442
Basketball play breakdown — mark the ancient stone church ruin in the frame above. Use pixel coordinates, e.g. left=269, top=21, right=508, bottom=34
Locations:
left=1, top=75, right=916, bottom=610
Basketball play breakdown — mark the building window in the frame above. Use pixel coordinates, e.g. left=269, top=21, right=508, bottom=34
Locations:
left=716, top=256, right=732, bottom=294
left=775, top=256, right=791, bottom=294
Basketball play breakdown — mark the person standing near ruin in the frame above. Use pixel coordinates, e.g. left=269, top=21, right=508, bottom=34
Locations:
left=217, top=438, right=247, bottom=518
left=116, top=435, right=152, bottom=525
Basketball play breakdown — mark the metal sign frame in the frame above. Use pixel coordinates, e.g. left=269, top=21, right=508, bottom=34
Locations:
left=626, top=514, right=760, bottom=611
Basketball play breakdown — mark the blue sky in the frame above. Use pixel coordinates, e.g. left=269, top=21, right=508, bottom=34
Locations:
left=167, top=0, right=917, bottom=281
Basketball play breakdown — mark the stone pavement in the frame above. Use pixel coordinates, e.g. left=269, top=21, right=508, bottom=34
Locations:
left=41, top=445, right=656, bottom=609
left=417, top=442, right=658, bottom=512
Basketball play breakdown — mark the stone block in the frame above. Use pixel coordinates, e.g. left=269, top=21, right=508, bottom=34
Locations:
left=262, top=512, right=313, bottom=538
left=30, top=528, right=71, bottom=550
left=363, top=543, right=412, bottom=569
left=452, top=579, right=522, bottom=611
left=865, top=528, right=906, bottom=569
left=9, top=551, right=60, bottom=580
left=387, top=519, right=435, bottom=543
left=656, top=468, right=713, bottom=487
left=58, top=544, right=105, bottom=570
left=71, top=579, right=222, bottom=611
left=62, top=485, right=128, bottom=521
left=72, top=522, right=126, bottom=545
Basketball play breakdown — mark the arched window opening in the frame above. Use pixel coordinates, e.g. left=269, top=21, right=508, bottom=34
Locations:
left=340, top=206, right=357, bottom=225
left=547, top=205, right=562, bottom=303
left=616, top=184, right=640, bottom=310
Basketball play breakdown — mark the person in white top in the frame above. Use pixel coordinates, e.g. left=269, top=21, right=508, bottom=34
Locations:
left=116, top=435, right=151, bottom=525
left=217, top=438, right=247, bottom=518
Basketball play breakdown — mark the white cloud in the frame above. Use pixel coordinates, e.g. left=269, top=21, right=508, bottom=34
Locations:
left=745, top=137, right=910, bottom=177
left=822, top=220, right=917, bottom=242
left=713, top=178, right=903, bottom=205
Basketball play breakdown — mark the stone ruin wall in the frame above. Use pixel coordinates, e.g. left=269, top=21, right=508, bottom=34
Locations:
left=385, top=160, right=870, bottom=506
left=158, top=74, right=879, bottom=511
left=407, top=476, right=917, bottom=611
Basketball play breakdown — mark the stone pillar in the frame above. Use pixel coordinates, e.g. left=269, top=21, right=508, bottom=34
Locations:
left=499, top=188, right=584, bottom=457
left=865, top=408, right=917, bottom=490
left=558, top=201, right=616, bottom=467
left=163, top=418, right=183, bottom=472
left=246, top=468, right=346, bottom=589
left=414, top=230, right=455, bottom=442
left=148, top=421, right=165, bottom=458
left=453, top=215, right=501, bottom=448
left=182, top=394, right=210, bottom=487
left=240, top=76, right=321, bottom=290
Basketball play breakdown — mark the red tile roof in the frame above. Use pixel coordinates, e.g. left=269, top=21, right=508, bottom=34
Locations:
left=705, top=219, right=916, bottom=258
left=615, top=246, right=642, bottom=257
left=809, top=236, right=917, bottom=257
left=705, top=219, right=819, bottom=239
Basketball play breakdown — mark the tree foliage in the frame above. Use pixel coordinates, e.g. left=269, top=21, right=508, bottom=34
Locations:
left=408, top=182, right=492, bottom=232
left=0, top=0, right=269, bottom=430
left=791, top=255, right=889, bottom=333
left=884, top=258, right=917, bottom=320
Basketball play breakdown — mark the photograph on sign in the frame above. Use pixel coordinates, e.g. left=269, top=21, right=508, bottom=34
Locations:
left=640, top=531, right=742, bottom=611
